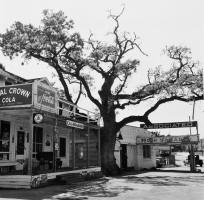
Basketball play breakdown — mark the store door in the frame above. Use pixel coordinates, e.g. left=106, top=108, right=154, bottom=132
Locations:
left=59, top=136, right=69, bottom=168
left=16, top=131, right=26, bottom=159
left=121, top=144, right=127, bottom=169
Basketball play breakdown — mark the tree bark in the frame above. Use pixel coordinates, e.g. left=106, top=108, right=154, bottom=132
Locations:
left=100, top=115, right=121, bottom=176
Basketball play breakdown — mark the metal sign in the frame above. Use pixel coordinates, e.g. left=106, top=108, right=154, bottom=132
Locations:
left=37, top=86, right=56, bottom=109
left=66, top=120, right=84, bottom=129
left=140, top=121, right=197, bottom=129
left=33, top=113, right=44, bottom=124
left=0, top=84, right=32, bottom=107
left=136, top=134, right=199, bottom=145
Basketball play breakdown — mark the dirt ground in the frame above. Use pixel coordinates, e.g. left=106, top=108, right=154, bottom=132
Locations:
left=0, top=169, right=204, bottom=200
left=0, top=152, right=204, bottom=200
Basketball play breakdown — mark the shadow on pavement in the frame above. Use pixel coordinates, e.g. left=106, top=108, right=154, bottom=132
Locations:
left=0, top=170, right=204, bottom=200
left=0, top=178, right=134, bottom=200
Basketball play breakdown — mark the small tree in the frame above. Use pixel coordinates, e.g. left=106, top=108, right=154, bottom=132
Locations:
left=0, top=9, right=203, bottom=175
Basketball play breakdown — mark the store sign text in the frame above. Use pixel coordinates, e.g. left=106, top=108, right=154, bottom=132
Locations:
left=140, top=121, right=197, bottom=129
left=66, top=120, right=84, bottom=129
left=37, top=86, right=56, bottom=109
left=136, top=135, right=199, bottom=145
left=0, top=84, right=32, bottom=107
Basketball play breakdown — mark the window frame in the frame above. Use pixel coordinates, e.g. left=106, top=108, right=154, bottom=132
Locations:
left=143, top=145, right=151, bottom=159
left=59, top=137, right=66, bottom=158
left=0, top=120, right=11, bottom=160
left=33, top=126, right=43, bottom=154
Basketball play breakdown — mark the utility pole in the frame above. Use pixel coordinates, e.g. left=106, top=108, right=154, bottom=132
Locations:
left=189, top=98, right=196, bottom=172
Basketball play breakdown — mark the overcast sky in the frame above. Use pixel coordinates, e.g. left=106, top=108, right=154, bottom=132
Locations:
left=0, top=0, right=203, bottom=138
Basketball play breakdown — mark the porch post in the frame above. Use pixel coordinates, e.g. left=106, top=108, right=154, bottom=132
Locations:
left=53, top=130, right=56, bottom=172
left=28, top=111, right=33, bottom=175
left=87, top=125, right=90, bottom=168
left=53, top=118, right=58, bottom=172
left=98, top=127, right=101, bottom=167
left=72, top=128, right=75, bottom=169
left=189, top=116, right=196, bottom=172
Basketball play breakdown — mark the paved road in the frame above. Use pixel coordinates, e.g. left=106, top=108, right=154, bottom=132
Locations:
left=0, top=169, right=204, bottom=200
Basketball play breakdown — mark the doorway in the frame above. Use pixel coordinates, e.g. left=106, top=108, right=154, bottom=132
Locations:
left=121, top=144, right=127, bottom=169
left=16, top=131, right=25, bottom=156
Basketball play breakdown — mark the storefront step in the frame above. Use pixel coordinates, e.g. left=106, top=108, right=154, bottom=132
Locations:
left=0, top=175, right=32, bottom=189
left=55, top=171, right=103, bottom=185
left=0, top=167, right=102, bottom=189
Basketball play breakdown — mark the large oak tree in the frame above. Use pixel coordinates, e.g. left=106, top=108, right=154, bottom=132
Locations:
left=0, top=10, right=203, bottom=175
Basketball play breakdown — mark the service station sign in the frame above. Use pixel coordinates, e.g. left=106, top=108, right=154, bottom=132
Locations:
left=136, top=134, right=199, bottom=145
left=0, top=84, right=32, bottom=107
left=140, top=121, right=198, bottom=129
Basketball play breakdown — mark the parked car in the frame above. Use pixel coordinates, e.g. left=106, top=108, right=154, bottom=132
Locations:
left=156, top=157, right=166, bottom=168
left=184, top=154, right=203, bottom=167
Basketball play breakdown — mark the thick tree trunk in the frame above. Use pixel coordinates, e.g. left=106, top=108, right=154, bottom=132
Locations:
left=100, top=116, right=121, bottom=176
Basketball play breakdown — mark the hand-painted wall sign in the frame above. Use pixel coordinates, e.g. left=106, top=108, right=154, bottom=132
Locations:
left=37, top=86, right=56, bottom=109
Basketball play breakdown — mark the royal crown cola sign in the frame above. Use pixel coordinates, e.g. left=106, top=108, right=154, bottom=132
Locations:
left=0, top=84, right=32, bottom=107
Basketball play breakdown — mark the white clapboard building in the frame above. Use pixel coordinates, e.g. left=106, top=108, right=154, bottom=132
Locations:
left=114, top=125, right=156, bottom=170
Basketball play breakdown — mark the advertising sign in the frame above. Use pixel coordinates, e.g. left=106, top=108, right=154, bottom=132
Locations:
left=0, top=84, right=32, bottom=107
left=33, top=113, right=44, bottom=124
left=136, top=134, right=199, bottom=145
left=66, top=120, right=84, bottom=129
left=140, top=121, right=197, bottom=129
left=37, top=86, right=55, bottom=109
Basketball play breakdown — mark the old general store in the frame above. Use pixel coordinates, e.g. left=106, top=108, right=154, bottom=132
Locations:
left=0, top=67, right=101, bottom=188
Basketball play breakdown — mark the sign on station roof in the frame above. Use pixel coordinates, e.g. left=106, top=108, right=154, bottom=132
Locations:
left=136, top=134, right=199, bottom=145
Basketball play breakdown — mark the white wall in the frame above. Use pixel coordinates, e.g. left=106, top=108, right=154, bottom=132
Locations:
left=115, top=125, right=156, bottom=170
left=135, top=145, right=156, bottom=170
left=114, top=140, right=121, bottom=168
left=127, top=145, right=137, bottom=168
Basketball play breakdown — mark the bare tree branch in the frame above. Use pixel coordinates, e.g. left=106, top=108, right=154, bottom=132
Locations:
left=116, top=115, right=152, bottom=133
left=74, top=82, right=82, bottom=105
left=76, top=74, right=102, bottom=109
left=144, top=95, right=203, bottom=117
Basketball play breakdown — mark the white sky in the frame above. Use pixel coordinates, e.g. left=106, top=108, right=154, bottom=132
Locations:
left=0, top=0, right=203, bottom=138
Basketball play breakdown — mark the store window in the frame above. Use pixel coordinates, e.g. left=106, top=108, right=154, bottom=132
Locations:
left=76, top=143, right=86, bottom=160
left=0, top=120, right=10, bottom=160
left=33, top=126, right=43, bottom=154
left=59, top=137, right=66, bottom=157
left=143, top=145, right=151, bottom=158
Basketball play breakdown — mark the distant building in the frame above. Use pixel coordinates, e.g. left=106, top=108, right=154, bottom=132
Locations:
left=197, top=138, right=204, bottom=151
left=114, top=125, right=156, bottom=170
